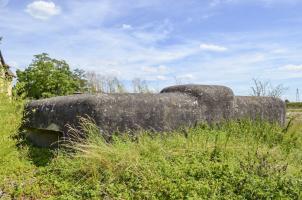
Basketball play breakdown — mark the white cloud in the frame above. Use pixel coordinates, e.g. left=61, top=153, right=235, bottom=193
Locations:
left=105, top=69, right=122, bottom=76
left=271, top=48, right=287, bottom=54
left=51, top=27, right=200, bottom=82
left=1, top=0, right=302, bottom=101
left=281, top=64, right=302, bottom=71
left=142, top=65, right=169, bottom=74
left=132, top=30, right=170, bottom=44
left=209, top=0, right=222, bottom=7
left=177, top=74, right=194, bottom=80
left=156, top=75, right=168, bottom=80
left=142, top=66, right=158, bottom=73
left=25, top=1, right=61, bottom=20
left=200, top=43, right=228, bottom=52
left=122, top=24, right=132, bottom=30
left=131, top=19, right=173, bottom=44
left=209, top=0, right=239, bottom=7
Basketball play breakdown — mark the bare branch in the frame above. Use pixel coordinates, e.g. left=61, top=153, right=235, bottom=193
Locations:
left=250, top=78, right=288, bottom=98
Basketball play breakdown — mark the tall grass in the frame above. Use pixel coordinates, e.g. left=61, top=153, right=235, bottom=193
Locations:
left=0, top=94, right=24, bottom=170
left=1, top=95, right=302, bottom=199
left=47, top=118, right=302, bottom=199
left=0, top=94, right=35, bottom=198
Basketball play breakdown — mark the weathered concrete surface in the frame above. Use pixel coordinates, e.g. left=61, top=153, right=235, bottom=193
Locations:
left=22, top=84, right=286, bottom=147
left=234, top=96, right=286, bottom=125
left=26, top=128, right=62, bottom=147
left=161, top=85, right=234, bottom=123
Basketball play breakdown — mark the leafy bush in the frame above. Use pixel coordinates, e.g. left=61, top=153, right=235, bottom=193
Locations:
left=15, top=53, right=86, bottom=99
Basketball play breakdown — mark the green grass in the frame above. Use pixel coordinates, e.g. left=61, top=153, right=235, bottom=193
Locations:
left=1, top=94, right=302, bottom=199
left=287, top=102, right=302, bottom=109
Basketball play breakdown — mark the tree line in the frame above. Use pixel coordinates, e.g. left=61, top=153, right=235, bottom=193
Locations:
left=12, top=53, right=288, bottom=100
left=15, top=53, right=152, bottom=99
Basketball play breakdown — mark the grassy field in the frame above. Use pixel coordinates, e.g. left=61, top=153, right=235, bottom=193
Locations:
left=287, top=102, right=302, bottom=123
left=1, top=95, right=302, bottom=199
left=287, top=102, right=302, bottom=109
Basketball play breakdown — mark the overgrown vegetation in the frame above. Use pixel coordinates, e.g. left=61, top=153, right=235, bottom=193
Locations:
left=287, top=102, right=302, bottom=109
left=1, top=95, right=302, bottom=199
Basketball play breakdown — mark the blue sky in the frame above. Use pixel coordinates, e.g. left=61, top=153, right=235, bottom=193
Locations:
left=0, top=0, right=302, bottom=99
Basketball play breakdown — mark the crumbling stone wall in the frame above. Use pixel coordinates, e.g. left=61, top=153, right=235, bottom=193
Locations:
left=23, top=84, right=286, bottom=147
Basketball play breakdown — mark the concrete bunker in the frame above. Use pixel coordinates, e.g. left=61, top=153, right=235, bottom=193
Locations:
left=22, top=84, right=286, bottom=147
left=26, top=128, right=63, bottom=148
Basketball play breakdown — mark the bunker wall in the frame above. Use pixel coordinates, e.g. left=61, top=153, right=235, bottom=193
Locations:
left=22, top=84, right=286, bottom=147
left=234, top=96, right=286, bottom=125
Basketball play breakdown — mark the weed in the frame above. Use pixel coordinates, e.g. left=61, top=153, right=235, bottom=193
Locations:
left=1, top=95, right=302, bottom=199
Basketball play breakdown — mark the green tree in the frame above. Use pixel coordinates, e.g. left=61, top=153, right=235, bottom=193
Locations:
left=73, top=68, right=88, bottom=92
left=15, top=53, right=85, bottom=99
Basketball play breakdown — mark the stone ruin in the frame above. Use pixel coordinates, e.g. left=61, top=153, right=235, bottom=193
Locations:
left=22, top=84, right=286, bottom=147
